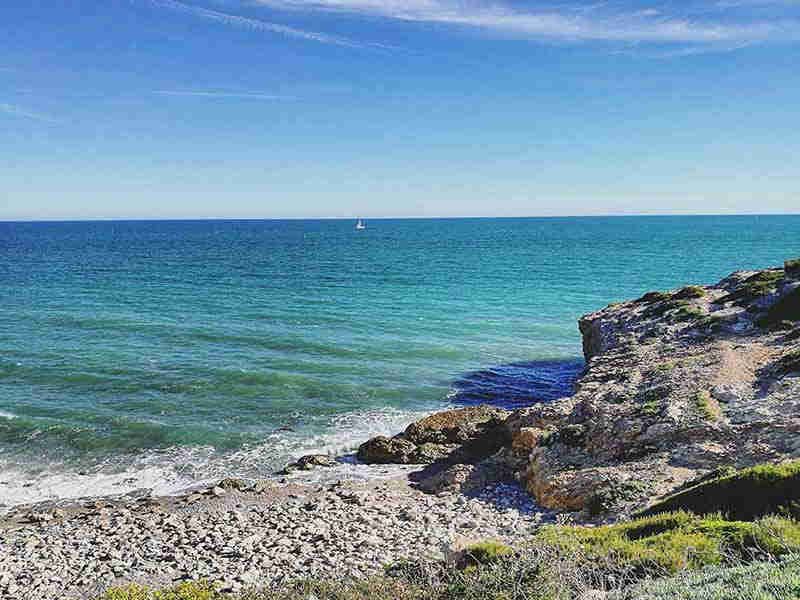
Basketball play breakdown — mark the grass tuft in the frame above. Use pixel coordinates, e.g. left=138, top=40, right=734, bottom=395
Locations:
left=673, top=286, right=706, bottom=300
left=692, top=390, right=720, bottom=420
left=715, top=270, right=784, bottom=306
left=639, top=461, right=800, bottom=521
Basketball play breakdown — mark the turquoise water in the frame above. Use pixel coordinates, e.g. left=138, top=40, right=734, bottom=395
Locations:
left=1, top=216, right=798, bottom=505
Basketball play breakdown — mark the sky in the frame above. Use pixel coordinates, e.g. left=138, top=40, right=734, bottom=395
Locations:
left=1, top=0, right=799, bottom=220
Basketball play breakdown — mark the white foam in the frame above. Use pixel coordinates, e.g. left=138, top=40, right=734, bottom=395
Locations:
left=0, top=411, right=16, bottom=419
left=0, top=404, right=441, bottom=511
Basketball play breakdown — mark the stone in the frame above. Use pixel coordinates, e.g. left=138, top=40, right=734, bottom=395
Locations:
left=356, top=435, right=416, bottom=464
left=404, top=405, right=509, bottom=446
left=281, top=454, right=337, bottom=473
left=511, top=427, right=545, bottom=456
left=417, top=463, right=478, bottom=494
left=710, top=384, right=745, bottom=404
left=217, top=478, right=248, bottom=491
left=408, top=443, right=457, bottom=464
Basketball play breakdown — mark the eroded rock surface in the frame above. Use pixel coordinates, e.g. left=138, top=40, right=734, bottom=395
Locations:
left=358, top=405, right=510, bottom=470
left=516, top=260, right=800, bottom=515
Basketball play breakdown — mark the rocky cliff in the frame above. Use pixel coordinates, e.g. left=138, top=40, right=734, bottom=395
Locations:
left=359, top=259, right=800, bottom=518
left=512, top=258, right=800, bottom=516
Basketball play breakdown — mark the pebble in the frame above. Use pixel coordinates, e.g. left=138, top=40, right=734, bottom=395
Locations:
left=0, top=481, right=551, bottom=600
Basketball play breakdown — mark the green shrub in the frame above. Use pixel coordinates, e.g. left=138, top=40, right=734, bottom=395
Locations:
left=586, top=480, right=647, bottom=517
left=641, top=400, right=661, bottom=417
left=100, top=581, right=221, bottom=600
left=693, top=390, right=720, bottom=420
left=715, top=270, right=784, bottom=306
left=459, top=541, right=514, bottom=568
left=533, top=511, right=800, bottom=575
left=673, top=306, right=705, bottom=322
left=638, top=461, right=800, bottom=521
left=785, top=258, right=800, bottom=275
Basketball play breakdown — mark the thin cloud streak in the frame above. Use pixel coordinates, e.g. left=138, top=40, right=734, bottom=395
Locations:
left=153, top=90, right=293, bottom=100
left=144, top=0, right=366, bottom=47
left=254, top=0, right=800, bottom=44
left=0, top=103, right=59, bottom=123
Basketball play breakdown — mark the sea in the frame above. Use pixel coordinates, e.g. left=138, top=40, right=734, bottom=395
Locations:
left=1, top=215, right=798, bottom=510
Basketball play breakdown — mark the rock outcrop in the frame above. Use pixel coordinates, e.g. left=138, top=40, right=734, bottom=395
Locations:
left=357, top=259, right=800, bottom=516
left=358, top=405, right=510, bottom=468
left=358, top=405, right=511, bottom=492
left=515, top=259, right=800, bottom=515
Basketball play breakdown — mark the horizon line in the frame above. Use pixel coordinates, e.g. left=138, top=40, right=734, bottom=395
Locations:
left=2, top=212, right=799, bottom=223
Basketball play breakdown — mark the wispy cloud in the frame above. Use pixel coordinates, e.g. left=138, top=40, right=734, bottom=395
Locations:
left=153, top=90, right=293, bottom=100
left=0, top=103, right=59, bottom=123
left=144, top=0, right=366, bottom=47
left=252, top=0, right=800, bottom=45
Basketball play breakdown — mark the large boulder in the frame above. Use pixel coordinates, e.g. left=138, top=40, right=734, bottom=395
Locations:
left=408, top=442, right=459, bottom=464
left=357, top=436, right=416, bottom=464
left=405, top=405, right=509, bottom=445
left=358, top=405, right=511, bottom=468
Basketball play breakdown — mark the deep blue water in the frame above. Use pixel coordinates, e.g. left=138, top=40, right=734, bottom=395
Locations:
left=1, top=216, right=798, bottom=506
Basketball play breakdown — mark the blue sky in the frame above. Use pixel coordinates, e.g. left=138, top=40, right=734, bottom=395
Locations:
left=1, top=0, right=799, bottom=219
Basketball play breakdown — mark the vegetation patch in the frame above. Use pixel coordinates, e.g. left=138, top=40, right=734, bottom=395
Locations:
left=586, top=480, right=647, bottom=517
left=607, top=555, right=800, bottom=600
left=636, top=291, right=672, bottom=304
left=458, top=541, right=514, bottom=568
left=714, top=270, right=785, bottom=306
left=534, top=511, right=800, bottom=574
left=99, top=581, right=221, bottom=600
left=757, top=286, right=800, bottom=328
left=673, top=286, right=706, bottom=300
left=537, top=511, right=800, bottom=573
left=786, top=258, right=800, bottom=276
left=641, top=399, right=662, bottom=417
left=698, top=314, right=727, bottom=331
left=673, top=305, right=705, bottom=322
left=693, top=390, right=720, bottom=420
left=638, top=461, right=800, bottom=521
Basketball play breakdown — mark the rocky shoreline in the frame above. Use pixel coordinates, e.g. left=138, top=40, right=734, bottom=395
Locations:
left=2, top=258, right=799, bottom=600
left=0, top=475, right=551, bottom=600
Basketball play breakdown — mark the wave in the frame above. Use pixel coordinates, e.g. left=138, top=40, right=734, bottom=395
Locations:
left=0, top=405, right=433, bottom=511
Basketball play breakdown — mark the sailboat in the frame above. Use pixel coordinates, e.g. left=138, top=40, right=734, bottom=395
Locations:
left=355, top=218, right=366, bottom=230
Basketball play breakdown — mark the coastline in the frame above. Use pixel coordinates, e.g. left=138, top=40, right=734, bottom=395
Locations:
left=0, top=471, right=550, bottom=599
left=4, top=257, right=799, bottom=600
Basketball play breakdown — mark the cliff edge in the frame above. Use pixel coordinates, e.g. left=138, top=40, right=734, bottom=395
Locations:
left=510, top=258, right=800, bottom=515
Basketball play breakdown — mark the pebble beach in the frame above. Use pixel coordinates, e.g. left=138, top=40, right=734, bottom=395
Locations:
left=0, top=475, right=551, bottom=600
